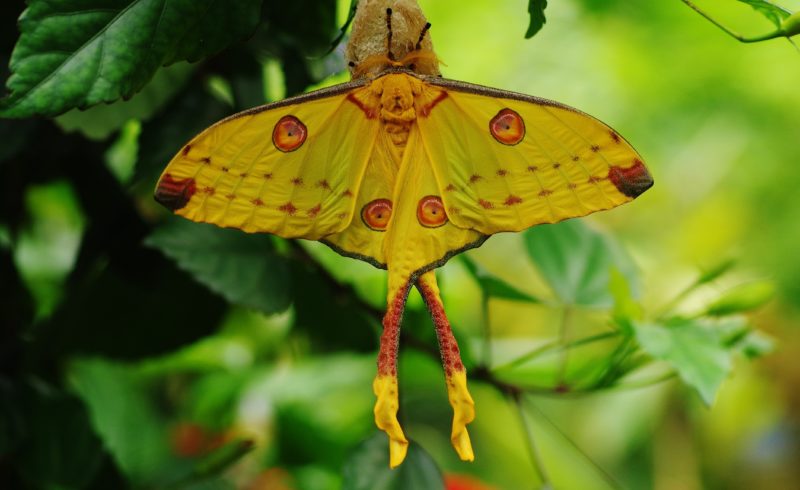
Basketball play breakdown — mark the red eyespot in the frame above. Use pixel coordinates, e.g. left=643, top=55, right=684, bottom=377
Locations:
left=490, top=108, right=525, bottom=145
left=273, top=115, right=307, bottom=152
left=362, top=199, right=392, bottom=231
left=417, top=195, right=447, bottom=228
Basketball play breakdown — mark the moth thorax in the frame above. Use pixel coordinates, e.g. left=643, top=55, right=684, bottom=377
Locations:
left=346, top=0, right=440, bottom=79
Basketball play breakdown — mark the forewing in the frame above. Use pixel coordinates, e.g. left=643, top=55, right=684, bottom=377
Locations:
left=154, top=80, right=379, bottom=239
left=416, top=77, right=653, bottom=235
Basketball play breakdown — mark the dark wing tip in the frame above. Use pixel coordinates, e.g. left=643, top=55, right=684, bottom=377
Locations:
left=154, top=174, right=197, bottom=211
left=608, top=159, right=653, bottom=199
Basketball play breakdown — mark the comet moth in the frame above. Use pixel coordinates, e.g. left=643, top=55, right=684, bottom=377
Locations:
left=154, top=0, right=653, bottom=468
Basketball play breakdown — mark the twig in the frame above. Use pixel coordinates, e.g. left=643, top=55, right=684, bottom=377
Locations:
left=512, top=392, right=553, bottom=489
left=679, top=0, right=784, bottom=43
left=526, top=399, right=623, bottom=489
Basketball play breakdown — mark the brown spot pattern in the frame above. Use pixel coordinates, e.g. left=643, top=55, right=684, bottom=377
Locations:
left=279, top=202, right=298, bottom=215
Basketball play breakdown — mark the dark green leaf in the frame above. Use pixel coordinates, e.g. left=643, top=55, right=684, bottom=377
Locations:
left=54, top=62, right=194, bottom=140
left=704, top=281, right=775, bottom=316
left=525, top=0, right=549, bottom=38
left=0, top=379, right=25, bottom=456
left=1, top=0, right=262, bottom=118
left=146, top=219, right=291, bottom=314
left=524, top=220, right=639, bottom=307
left=255, top=0, right=340, bottom=95
left=259, top=0, right=338, bottom=57
left=69, top=358, right=173, bottom=484
left=634, top=320, right=732, bottom=405
left=736, top=0, right=791, bottom=28
left=16, top=384, right=105, bottom=489
left=34, top=247, right=227, bottom=360
left=164, top=439, right=253, bottom=488
left=289, top=256, right=377, bottom=353
left=341, top=433, right=444, bottom=490
left=460, top=256, right=541, bottom=303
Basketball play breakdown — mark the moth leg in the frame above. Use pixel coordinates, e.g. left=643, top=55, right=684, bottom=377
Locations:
left=373, top=272, right=411, bottom=468
left=416, top=270, right=475, bottom=462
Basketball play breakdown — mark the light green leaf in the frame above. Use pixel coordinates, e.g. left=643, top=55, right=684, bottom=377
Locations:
left=609, top=267, right=641, bottom=334
left=734, top=330, right=776, bottom=359
left=704, top=281, right=775, bottom=316
left=341, top=433, right=444, bottom=490
left=696, top=258, right=736, bottom=285
left=634, top=320, right=732, bottom=405
left=1, top=0, right=262, bottom=118
left=524, top=220, right=639, bottom=307
left=146, top=219, right=291, bottom=314
left=526, top=0, right=549, bottom=38
left=736, top=0, right=791, bottom=28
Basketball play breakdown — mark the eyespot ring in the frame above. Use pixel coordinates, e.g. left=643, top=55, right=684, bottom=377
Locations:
left=417, top=195, right=447, bottom=228
left=273, top=115, right=307, bottom=152
left=362, top=199, right=392, bottom=231
left=490, top=108, right=525, bottom=146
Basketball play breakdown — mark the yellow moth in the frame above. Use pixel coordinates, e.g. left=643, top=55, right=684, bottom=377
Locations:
left=155, top=0, right=653, bottom=468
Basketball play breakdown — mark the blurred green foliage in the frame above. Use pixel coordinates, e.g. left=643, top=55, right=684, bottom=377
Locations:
left=1, top=0, right=796, bottom=489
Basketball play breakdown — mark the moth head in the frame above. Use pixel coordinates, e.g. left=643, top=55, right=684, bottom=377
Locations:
left=346, top=0, right=441, bottom=79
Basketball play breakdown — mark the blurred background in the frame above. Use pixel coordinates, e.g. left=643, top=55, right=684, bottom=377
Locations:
left=1, top=0, right=799, bottom=488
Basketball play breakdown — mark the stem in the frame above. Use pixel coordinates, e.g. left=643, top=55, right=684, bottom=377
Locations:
left=512, top=392, right=552, bottom=489
left=556, top=306, right=573, bottom=386
left=680, top=0, right=784, bottom=43
left=526, top=399, right=623, bottom=490
left=491, top=331, right=621, bottom=374
left=480, top=291, right=492, bottom=368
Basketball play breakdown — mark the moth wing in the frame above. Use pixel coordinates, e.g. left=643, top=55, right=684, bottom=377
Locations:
left=323, top=123, right=484, bottom=271
left=154, top=80, right=380, bottom=240
left=416, top=77, right=653, bottom=235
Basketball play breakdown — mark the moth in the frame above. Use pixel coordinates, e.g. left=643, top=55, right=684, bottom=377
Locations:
left=154, top=0, right=653, bottom=468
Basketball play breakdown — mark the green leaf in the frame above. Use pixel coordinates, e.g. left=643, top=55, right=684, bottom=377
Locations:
left=146, top=219, right=291, bottom=314
left=460, top=255, right=541, bottom=303
left=704, top=281, right=775, bottom=316
left=715, top=317, right=776, bottom=359
left=633, top=320, right=732, bottom=405
left=736, top=0, right=791, bottom=28
left=341, top=433, right=444, bottom=490
left=525, top=0, right=548, bottom=38
left=54, top=61, right=194, bottom=140
left=609, top=268, right=641, bottom=334
left=734, top=330, right=776, bottom=359
left=165, top=439, right=254, bottom=488
left=14, top=384, right=105, bottom=489
left=68, top=358, right=173, bottom=484
left=1, top=0, right=262, bottom=118
left=696, top=258, right=736, bottom=285
left=524, top=220, right=639, bottom=307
